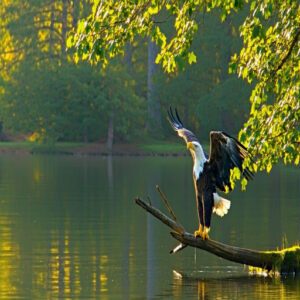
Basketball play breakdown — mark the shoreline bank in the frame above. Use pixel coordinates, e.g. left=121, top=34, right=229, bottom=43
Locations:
left=0, top=141, right=189, bottom=156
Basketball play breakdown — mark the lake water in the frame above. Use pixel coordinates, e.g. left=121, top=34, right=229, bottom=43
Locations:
left=0, top=155, right=299, bottom=299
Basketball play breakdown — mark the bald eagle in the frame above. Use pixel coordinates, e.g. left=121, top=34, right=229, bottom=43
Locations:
left=168, top=107, right=253, bottom=240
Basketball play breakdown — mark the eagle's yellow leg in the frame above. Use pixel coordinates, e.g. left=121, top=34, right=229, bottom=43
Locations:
left=202, top=226, right=210, bottom=240
left=194, top=225, right=210, bottom=240
left=194, top=225, right=203, bottom=238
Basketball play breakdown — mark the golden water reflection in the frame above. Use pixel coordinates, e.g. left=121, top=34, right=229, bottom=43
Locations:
left=0, top=216, right=20, bottom=299
left=0, top=215, right=114, bottom=299
left=172, top=270, right=300, bottom=299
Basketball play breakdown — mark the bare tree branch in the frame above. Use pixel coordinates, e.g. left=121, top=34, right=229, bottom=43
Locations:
left=135, top=197, right=300, bottom=274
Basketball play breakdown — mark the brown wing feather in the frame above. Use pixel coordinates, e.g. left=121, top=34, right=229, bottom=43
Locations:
left=208, top=131, right=253, bottom=191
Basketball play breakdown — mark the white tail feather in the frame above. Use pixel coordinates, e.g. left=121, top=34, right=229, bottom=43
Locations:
left=213, top=193, right=231, bottom=217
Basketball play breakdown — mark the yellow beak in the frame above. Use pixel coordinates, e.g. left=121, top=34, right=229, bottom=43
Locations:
left=187, top=142, right=195, bottom=151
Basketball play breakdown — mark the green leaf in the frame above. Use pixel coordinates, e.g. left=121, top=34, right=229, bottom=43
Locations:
left=241, top=178, right=248, bottom=191
left=242, top=67, right=248, bottom=78
left=252, top=24, right=261, bottom=38
left=188, top=51, right=197, bottom=64
left=148, top=5, right=159, bottom=15
left=66, top=36, right=74, bottom=49
left=155, top=53, right=162, bottom=64
left=228, top=62, right=237, bottom=74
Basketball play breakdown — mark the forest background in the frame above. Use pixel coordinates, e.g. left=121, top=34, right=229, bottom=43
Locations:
left=0, top=1, right=251, bottom=145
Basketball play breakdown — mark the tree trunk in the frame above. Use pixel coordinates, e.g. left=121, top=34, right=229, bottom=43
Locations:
left=147, top=38, right=162, bottom=135
left=72, top=0, right=80, bottom=28
left=49, top=0, right=55, bottom=57
left=135, top=197, right=300, bottom=275
left=61, top=0, right=68, bottom=58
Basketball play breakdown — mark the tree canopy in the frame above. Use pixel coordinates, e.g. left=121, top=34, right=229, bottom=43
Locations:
left=70, top=0, right=300, bottom=181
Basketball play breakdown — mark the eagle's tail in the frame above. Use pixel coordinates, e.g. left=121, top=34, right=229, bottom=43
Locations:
left=213, top=193, right=231, bottom=217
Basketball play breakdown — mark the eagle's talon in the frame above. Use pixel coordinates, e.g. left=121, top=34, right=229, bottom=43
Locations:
left=194, top=229, right=203, bottom=238
left=194, top=225, right=203, bottom=238
left=202, top=232, right=209, bottom=240
left=202, top=226, right=210, bottom=240
left=194, top=226, right=210, bottom=240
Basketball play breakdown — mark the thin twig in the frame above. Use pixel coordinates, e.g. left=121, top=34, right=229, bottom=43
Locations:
left=272, top=29, right=300, bottom=77
left=135, top=197, right=185, bottom=234
left=156, top=185, right=177, bottom=221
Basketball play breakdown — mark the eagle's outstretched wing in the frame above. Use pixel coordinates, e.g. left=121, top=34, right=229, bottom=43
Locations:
left=208, top=131, right=253, bottom=191
left=167, top=107, right=199, bottom=144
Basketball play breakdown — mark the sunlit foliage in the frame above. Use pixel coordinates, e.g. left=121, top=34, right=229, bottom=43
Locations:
left=69, top=0, right=244, bottom=72
left=232, top=1, right=300, bottom=173
left=70, top=0, right=300, bottom=181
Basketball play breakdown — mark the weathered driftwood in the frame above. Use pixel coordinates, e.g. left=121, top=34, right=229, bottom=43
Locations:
left=135, top=196, right=300, bottom=275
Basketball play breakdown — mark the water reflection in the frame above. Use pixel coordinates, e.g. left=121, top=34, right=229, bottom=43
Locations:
left=107, top=154, right=114, bottom=190
left=171, top=269, right=300, bottom=299
left=0, top=155, right=298, bottom=299
left=0, top=216, right=20, bottom=299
